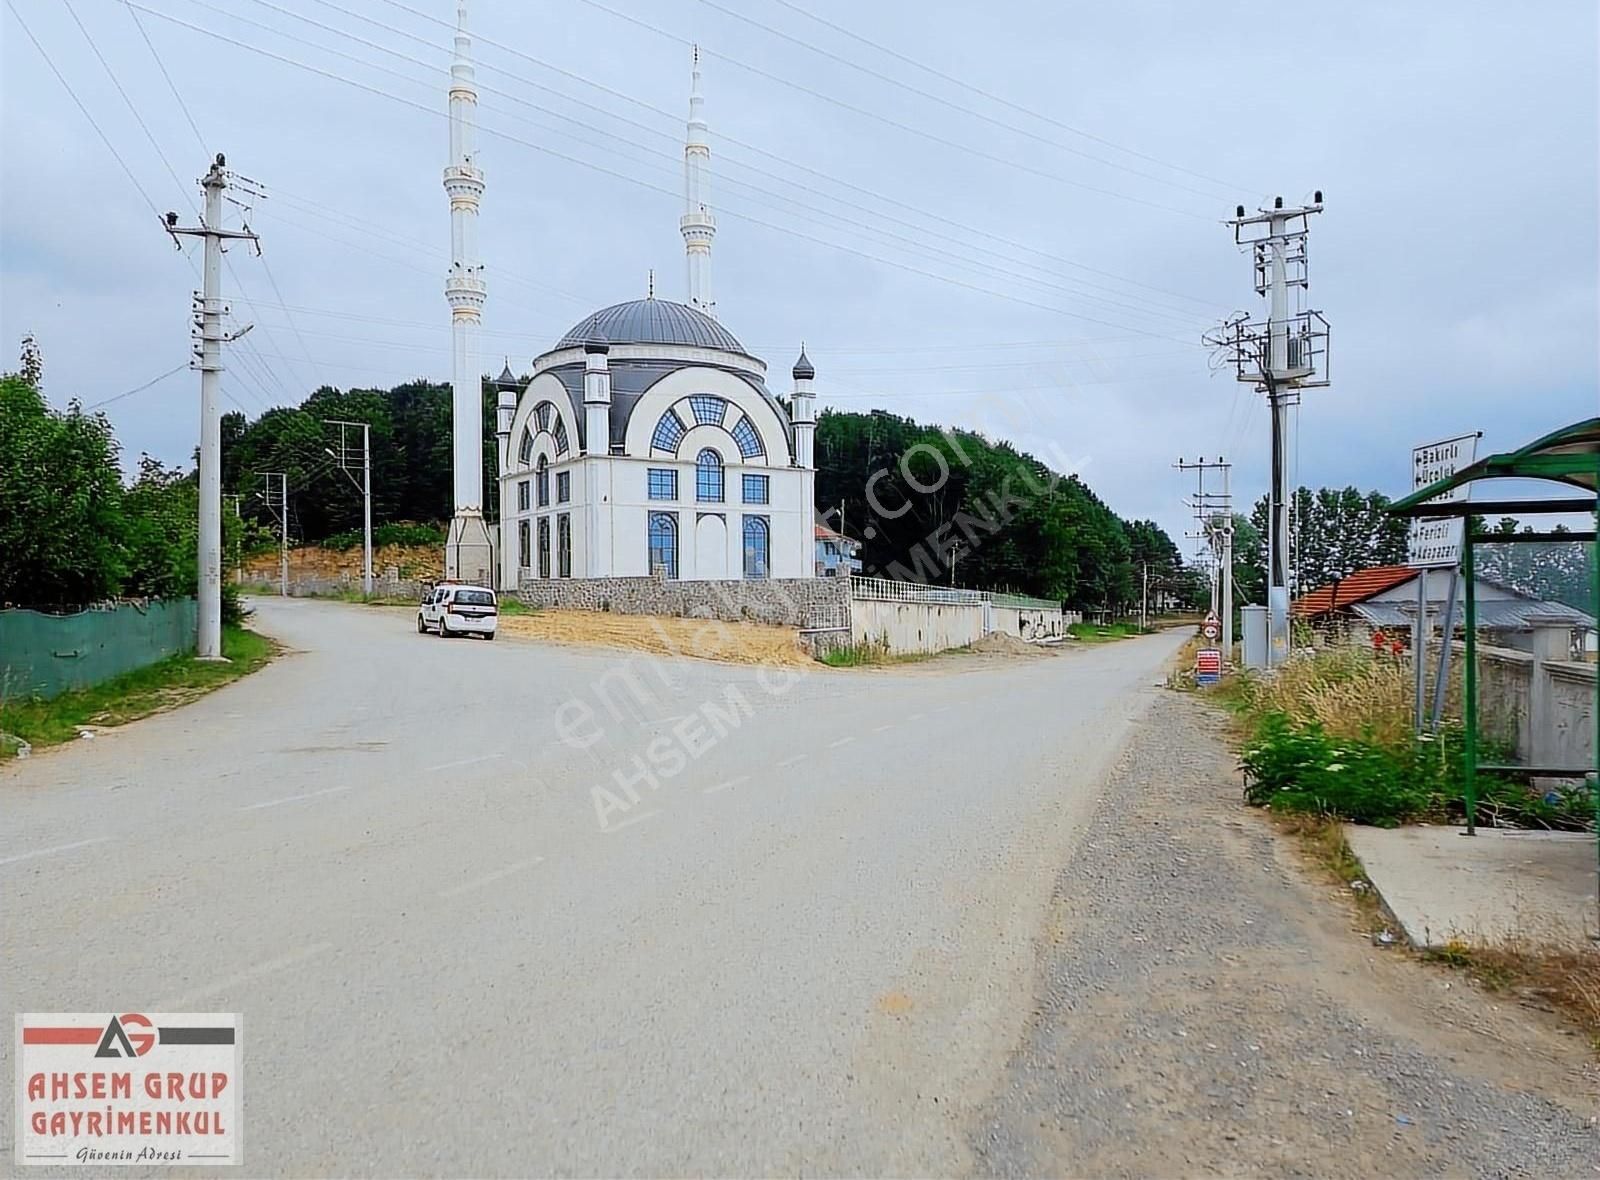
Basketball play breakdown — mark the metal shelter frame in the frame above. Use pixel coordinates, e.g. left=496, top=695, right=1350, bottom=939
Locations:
left=1387, top=418, right=1598, bottom=925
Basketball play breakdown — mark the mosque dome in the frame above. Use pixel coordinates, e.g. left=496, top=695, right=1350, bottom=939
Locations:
left=556, top=299, right=745, bottom=353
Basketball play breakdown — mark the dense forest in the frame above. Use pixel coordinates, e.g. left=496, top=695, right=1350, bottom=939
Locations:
left=811, top=409, right=1192, bottom=608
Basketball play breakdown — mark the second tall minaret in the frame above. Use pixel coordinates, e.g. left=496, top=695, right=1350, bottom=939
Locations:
left=680, top=46, right=716, bottom=318
left=443, top=0, right=494, bottom=582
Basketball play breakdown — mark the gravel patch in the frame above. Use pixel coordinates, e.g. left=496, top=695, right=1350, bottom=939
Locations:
left=969, top=691, right=1600, bottom=1179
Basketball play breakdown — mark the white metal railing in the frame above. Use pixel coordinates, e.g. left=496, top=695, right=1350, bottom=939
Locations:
left=847, top=576, right=1058, bottom=612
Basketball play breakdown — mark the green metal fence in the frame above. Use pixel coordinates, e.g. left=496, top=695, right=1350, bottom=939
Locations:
left=0, top=600, right=197, bottom=702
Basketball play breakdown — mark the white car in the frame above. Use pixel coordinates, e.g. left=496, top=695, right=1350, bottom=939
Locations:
left=418, top=583, right=499, bottom=640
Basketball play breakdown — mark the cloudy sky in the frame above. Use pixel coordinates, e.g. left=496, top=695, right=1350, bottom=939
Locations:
left=3, top=0, right=1595, bottom=549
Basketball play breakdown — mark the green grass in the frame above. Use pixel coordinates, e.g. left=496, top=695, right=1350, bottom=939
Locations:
left=1067, top=621, right=1147, bottom=642
left=496, top=597, right=536, bottom=616
left=0, top=625, right=276, bottom=758
left=820, top=639, right=892, bottom=667
left=817, top=638, right=938, bottom=667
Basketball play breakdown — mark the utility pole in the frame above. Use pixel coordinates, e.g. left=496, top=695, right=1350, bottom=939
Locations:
left=1211, top=194, right=1329, bottom=668
left=324, top=419, right=373, bottom=596
left=163, top=153, right=260, bottom=660
left=257, top=472, right=288, bottom=597
left=1176, top=455, right=1235, bottom=661
left=1141, top=562, right=1149, bottom=631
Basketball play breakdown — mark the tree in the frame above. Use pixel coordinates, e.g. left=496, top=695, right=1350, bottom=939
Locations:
left=1248, top=485, right=1410, bottom=595
left=813, top=409, right=1142, bottom=609
left=1230, top=512, right=1265, bottom=605
left=0, top=375, right=126, bottom=606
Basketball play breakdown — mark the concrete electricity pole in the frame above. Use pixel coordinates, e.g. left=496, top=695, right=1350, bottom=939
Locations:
left=256, top=472, right=288, bottom=597
left=324, top=419, right=373, bottom=596
left=1176, top=456, right=1235, bottom=661
left=1211, top=195, right=1330, bottom=667
left=163, top=153, right=260, bottom=659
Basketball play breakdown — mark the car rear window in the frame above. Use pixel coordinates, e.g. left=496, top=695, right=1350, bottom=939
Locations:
left=454, top=590, right=496, bottom=607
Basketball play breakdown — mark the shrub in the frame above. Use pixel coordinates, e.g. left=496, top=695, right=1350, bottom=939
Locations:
left=1240, top=712, right=1434, bottom=827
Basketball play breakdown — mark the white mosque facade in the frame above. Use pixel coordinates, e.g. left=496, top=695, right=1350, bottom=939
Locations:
left=492, top=50, right=817, bottom=589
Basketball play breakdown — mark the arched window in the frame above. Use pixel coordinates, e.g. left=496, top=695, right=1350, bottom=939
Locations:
left=695, top=448, right=723, bottom=502
left=552, top=417, right=569, bottom=456
left=518, top=427, right=535, bottom=466
left=648, top=512, right=678, bottom=579
left=651, top=410, right=686, bottom=453
left=534, top=402, right=553, bottom=432
left=742, top=516, right=769, bottom=579
left=536, top=455, right=550, bottom=507
left=730, top=416, right=764, bottom=460
left=689, top=395, right=726, bottom=426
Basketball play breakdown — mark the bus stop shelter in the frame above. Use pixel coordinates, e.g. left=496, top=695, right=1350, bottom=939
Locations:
left=1387, top=418, right=1598, bottom=929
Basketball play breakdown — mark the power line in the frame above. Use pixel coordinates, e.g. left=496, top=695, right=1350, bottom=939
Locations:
left=760, top=0, right=1248, bottom=193
left=121, top=0, right=207, bottom=148
left=67, top=0, right=306, bottom=407
left=126, top=2, right=1201, bottom=341
left=689, top=0, right=1236, bottom=200
left=215, top=0, right=1209, bottom=333
left=361, top=0, right=1223, bottom=312
left=9, top=0, right=274, bottom=420
left=5, top=0, right=163, bottom=219
left=572, top=0, right=1214, bottom=220
left=82, top=362, right=190, bottom=411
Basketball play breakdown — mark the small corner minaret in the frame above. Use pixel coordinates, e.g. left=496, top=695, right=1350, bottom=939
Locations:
left=792, top=345, right=818, bottom=576
left=443, top=0, right=494, bottom=583
left=680, top=45, right=716, bottom=318
left=791, top=344, right=816, bottom=469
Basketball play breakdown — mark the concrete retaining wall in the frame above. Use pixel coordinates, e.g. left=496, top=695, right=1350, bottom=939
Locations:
left=518, top=572, right=849, bottom=629
left=240, top=576, right=429, bottom=602
left=851, top=599, right=989, bottom=653
left=991, top=605, right=1067, bottom=641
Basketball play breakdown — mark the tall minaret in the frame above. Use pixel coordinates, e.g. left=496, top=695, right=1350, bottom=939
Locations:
left=680, top=46, right=716, bottom=317
left=443, top=0, right=494, bottom=583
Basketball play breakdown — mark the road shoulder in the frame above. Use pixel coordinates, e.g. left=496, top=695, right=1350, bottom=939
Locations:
left=969, top=691, right=1600, bottom=1179
left=0, top=622, right=276, bottom=761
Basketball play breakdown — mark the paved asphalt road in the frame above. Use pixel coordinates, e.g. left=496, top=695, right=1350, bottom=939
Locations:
left=4, top=598, right=1188, bottom=1176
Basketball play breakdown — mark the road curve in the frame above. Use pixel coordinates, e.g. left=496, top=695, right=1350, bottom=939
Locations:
left=3, top=598, right=1188, bottom=1176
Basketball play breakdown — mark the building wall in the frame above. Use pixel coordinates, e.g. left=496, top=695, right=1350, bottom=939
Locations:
left=498, top=364, right=810, bottom=586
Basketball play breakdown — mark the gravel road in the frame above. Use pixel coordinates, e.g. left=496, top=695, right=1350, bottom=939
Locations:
left=970, top=691, right=1600, bottom=1179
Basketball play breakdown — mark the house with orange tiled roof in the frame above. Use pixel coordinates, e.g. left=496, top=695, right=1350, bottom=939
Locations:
left=1294, top=564, right=1594, bottom=648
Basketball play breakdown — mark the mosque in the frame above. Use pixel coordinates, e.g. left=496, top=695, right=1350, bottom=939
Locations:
left=487, top=49, right=818, bottom=588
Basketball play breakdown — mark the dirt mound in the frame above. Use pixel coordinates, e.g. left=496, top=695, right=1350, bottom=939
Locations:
left=968, top=631, right=1052, bottom=657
